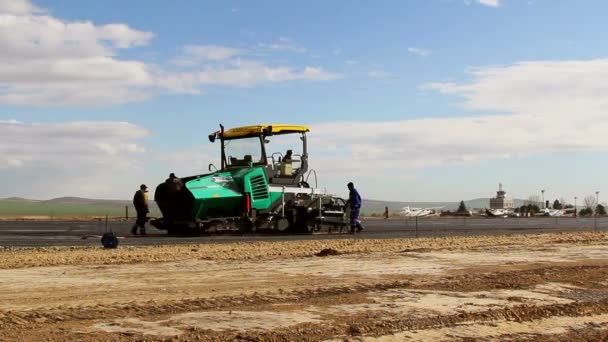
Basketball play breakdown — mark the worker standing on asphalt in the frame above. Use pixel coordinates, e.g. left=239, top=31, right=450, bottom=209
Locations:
left=347, top=182, right=364, bottom=233
left=166, top=173, right=183, bottom=192
left=131, top=184, right=149, bottom=235
left=163, top=173, right=183, bottom=227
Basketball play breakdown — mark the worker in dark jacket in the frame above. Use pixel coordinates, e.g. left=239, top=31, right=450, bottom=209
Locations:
left=347, top=182, right=364, bottom=233
left=163, top=173, right=183, bottom=227
left=165, top=173, right=183, bottom=192
left=131, top=184, right=149, bottom=235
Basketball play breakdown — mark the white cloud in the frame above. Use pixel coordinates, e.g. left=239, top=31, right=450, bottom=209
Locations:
left=171, top=45, right=245, bottom=65
left=424, top=59, right=608, bottom=116
left=465, top=0, right=501, bottom=7
left=0, top=2, right=339, bottom=106
left=408, top=47, right=431, bottom=57
left=0, top=0, right=42, bottom=15
left=478, top=0, right=501, bottom=7
left=0, top=1, right=155, bottom=106
left=308, top=58, right=608, bottom=185
left=161, top=61, right=340, bottom=92
left=0, top=120, right=149, bottom=198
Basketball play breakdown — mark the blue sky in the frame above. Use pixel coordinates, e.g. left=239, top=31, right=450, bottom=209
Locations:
left=1, top=0, right=608, bottom=204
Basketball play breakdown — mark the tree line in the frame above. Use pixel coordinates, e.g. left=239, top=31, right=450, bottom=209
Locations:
left=520, top=196, right=606, bottom=217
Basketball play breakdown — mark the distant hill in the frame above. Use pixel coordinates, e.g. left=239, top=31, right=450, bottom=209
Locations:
left=45, top=196, right=134, bottom=206
left=2, top=197, right=40, bottom=202
left=0, top=196, right=160, bottom=218
left=45, top=196, right=109, bottom=204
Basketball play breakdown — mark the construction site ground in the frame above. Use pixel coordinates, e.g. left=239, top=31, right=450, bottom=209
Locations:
left=2, top=232, right=608, bottom=341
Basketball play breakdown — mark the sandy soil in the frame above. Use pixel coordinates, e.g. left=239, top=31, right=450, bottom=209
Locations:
left=2, top=232, right=608, bottom=341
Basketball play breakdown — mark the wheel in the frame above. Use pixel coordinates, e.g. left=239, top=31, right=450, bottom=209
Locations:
left=275, top=218, right=290, bottom=232
left=196, top=221, right=206, bottom=234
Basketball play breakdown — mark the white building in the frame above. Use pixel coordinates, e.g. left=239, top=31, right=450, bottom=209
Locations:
left=490, top=183, right=514, bottom=209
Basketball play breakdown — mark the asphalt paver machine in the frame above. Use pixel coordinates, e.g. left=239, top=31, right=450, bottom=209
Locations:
left=150, top=124, right=350, bottom=234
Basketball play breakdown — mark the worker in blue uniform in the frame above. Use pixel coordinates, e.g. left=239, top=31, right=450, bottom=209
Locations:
left=347, top=182, right=364, bottom=233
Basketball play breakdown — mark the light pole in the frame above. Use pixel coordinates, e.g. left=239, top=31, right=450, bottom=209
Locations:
left=595, top=191, right=599, bottom=232
left=541, top=189, right=545, bottom=209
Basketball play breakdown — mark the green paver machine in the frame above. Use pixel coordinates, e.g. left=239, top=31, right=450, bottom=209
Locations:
left=150, top=124, right=350, bottom=234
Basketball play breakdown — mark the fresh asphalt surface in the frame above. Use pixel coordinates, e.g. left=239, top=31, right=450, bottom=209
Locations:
left=1, top=216, right=608, bottom=247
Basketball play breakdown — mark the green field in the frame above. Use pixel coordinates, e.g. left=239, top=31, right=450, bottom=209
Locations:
left=0, top=198, right=161, bottom=218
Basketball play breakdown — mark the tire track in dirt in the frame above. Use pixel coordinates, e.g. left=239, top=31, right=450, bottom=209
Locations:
left=239, top=299, right=608, bottom=342
left=4, top=265, right=608, bottom=340
left=499, top=326, right=608, bottom=342
left=25, top=297, right=608, bottom=342
left=0, top=281, right=412, bottom=328
left=3, top=263, right=606, bottom=328
left=415, top=265, right=608, bottom=292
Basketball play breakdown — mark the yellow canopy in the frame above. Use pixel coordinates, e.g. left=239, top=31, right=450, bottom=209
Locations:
left=221, top=124, right=309, bottom=139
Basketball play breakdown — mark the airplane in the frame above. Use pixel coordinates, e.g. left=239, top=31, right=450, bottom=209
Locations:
left=399, top=206, right=444, bottom=218
left=537, top=207, right=577, bottom=217
left=484, top=208, right=518, bottom=218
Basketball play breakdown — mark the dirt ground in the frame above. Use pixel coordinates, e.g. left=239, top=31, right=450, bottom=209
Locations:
left=2, top=233, right=608, bottom=341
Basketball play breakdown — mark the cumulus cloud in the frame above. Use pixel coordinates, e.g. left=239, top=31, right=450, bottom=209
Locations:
left=0, top=120, right=150, bottom=198
left=308, top=58, right=608, bottom=184
left=424, top=59, right=608, bottom=117
left=0, top=1, right=154, bottom=106
left=160, top=61, right=340, bottom=93
left=0, top=0, right=42, bottom=15
left=0, top=1, right=339, bottom=106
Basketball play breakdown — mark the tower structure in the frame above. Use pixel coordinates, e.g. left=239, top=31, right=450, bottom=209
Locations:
left=490, top=183, right=514, bottom=209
